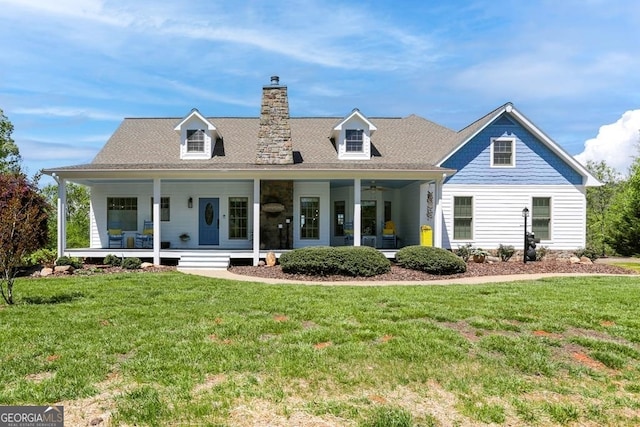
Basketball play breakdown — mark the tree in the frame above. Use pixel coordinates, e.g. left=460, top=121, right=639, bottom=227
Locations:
left=0, top=173, right=50, bottom=304
left=606, top=139, right=640, bottom=255
left=585, top=160, right=622, bottom=256
left=42, top=182, right=90, bottom=249
left=0, top=109, right=21, bottom=174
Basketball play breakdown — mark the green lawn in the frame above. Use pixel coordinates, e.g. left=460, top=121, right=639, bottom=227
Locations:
left=611, top=262, right=640, bottom=273
left=1, top=272, right=640, bottom=426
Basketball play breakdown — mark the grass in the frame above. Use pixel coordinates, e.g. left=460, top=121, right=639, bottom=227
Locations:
left=611, top=262, right=640, bottom=272
left=1, top=273, right=640, bottom=425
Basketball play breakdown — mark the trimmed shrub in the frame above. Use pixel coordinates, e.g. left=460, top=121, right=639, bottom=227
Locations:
left=55, top=256, right=83, bottom=269
left=279, top=246, right=391, bottom=277
left=396, top=245, right=467, bottom=275
left=497, top=244, right=515, bottom=262
left=122, top=257, right=142, bottom=270
left=104, top=254, right=122, bottom=267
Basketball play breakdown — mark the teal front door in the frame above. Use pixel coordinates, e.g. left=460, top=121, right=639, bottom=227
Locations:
left=199, top=198, right=219, bottom=245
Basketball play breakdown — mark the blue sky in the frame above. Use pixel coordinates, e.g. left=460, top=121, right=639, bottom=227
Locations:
left=1, top=0, right=639, bottom=184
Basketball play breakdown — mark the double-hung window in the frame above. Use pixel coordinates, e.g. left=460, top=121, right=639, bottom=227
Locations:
left=187, top=129, right=205, bottom=153
left=491, top=137, right=514, bottom=167
left=107, top=197, right=137, bottom=230
left=453, top=196, right=473, bottom=240
left=345, top=129, right=363, bottom=152
left=532, top=197, right=551, bottom=240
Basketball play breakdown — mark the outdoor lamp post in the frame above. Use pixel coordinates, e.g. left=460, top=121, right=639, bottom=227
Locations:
left=522, top=207, right=529, bottom=263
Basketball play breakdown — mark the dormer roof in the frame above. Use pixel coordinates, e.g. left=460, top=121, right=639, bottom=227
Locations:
left=174, top=108, right=219, bottom=135
left=330, top=108, right=377, bottom=140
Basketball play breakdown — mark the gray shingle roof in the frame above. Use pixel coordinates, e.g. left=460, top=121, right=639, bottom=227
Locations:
left=49, top=114, right=460, bottom=173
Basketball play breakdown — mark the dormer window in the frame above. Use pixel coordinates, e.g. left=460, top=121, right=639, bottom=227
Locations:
left=332, top=109, right=377, bottom=160
left=174, top=109, right=221, bottom=160
left=187, top=129, right=205, bottom=153
left=345, top=129, right=363, bottom=152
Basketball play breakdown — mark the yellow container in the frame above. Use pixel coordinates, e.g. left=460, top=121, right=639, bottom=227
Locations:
left=420, top=225, right=432, bottom=246
left=126, top=236, right=134, bottom=248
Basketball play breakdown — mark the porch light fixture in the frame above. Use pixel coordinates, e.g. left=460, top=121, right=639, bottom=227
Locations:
left=188, top=197, right=193, bottom=209
left=522, top=207, right=529, bottom=263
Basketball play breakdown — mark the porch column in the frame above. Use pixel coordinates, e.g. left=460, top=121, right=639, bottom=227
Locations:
left=252, top=179, right=260, bottom=265
left=56, top=177, right=67, bottom=258
left=354, top=178, right=361, bottom=246
left=433, top=174, right=445, bottom=248
left=152, top=178, right=161, bottom=265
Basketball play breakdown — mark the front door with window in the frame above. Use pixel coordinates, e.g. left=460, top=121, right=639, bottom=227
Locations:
left=199, top=198, right=219, bottom=245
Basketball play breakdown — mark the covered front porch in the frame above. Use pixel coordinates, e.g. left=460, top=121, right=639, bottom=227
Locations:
left=52, top=171, right=448, bottom=267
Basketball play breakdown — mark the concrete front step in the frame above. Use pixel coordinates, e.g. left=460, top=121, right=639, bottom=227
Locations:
left=178, top=253, right=231, bottom=270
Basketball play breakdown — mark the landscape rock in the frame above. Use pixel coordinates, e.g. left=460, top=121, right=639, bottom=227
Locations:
left=40, top=268, right=54, bottom=277
left=266, top=251, right=277, bottom=267
left=54, top=265, right=75, bottom=274
left=580, top=256, right=593, bottom=265
left=140, top=262, right=155, bottom=269
left=569, top=256, right=581, bottom=264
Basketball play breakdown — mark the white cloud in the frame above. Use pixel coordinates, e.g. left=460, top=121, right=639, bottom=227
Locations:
left=12, top=107, right=122, bottom=121
left=575, top=110, right=640, bottom=175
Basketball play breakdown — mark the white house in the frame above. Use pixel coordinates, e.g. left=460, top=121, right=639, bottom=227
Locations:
left=44, top=76, right=599, bottom=268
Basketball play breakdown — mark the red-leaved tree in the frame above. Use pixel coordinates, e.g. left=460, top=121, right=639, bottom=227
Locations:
left=0, top=173, right=50, bottom=304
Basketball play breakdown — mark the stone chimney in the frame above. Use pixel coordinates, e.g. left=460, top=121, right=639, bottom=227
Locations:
left=256, top=76, right=293, bottom=164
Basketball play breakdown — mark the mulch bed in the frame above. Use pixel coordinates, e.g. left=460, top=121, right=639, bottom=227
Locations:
left=228, top=261, right=636, bottom=282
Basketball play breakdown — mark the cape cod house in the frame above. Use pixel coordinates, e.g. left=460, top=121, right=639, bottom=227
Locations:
left=44, top=76, right=599, bottom=268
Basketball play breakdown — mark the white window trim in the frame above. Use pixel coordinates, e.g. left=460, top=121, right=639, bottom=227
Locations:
left=452, top=195, right=474, bottom=242
left=339, top=128, right=370, bottom=160
left=490, top=137, right=516, bottom=168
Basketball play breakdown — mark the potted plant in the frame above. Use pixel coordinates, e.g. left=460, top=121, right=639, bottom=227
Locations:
left=179, top=233, right=190, bottom=242
left=471, top=248, right=489, bottom=263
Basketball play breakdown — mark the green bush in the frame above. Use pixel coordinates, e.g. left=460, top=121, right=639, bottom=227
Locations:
left=122, top=257, right=142, bottom=270
left=279, top=246, right=390, bottom=277
left=575, top=246, right=600, bottom=261
left=55, top=256, right=83, bottom=269
left=23, top=248, right=58, bottom=268
left=455, top=243, right=473, bottom=262
left=497, top=244, right=515, bottom=262
left=396, top=246, right=467, bottom=275
left=104, top=254, right=122, bottom=267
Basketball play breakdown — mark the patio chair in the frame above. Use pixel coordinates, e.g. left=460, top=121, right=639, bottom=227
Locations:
left=344, top=221, right=354, bottom=245
left=135, top=220, right=154, bottom=248
left=108, top=224, right=124, bottom=248
left=381, top=220, right=397, bottom=249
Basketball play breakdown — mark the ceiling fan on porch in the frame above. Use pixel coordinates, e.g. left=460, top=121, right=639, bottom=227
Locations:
left=363, top=181, right=387, bottom=193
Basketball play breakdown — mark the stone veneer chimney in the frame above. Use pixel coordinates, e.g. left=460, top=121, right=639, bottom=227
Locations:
left=256, top=76, right=294, bottom=164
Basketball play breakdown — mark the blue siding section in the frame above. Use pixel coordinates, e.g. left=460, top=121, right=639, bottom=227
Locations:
left=443, top=114, right=583, bottom=185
